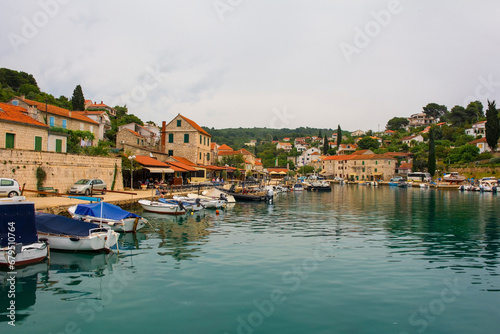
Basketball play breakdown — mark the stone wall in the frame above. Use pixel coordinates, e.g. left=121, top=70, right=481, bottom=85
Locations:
left=0, top=149, right=123, bottom=196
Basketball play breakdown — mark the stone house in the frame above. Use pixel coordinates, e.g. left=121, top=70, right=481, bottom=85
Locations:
left=85, top=100, right=116, bottom=117
left=322, top=150, right=396, bottom=181
left=297, top=147, right=321, bottom=167
left=9, top=96, right=99, bottom=146
left=161, top=114, right=212, bottom=165
left=117, top=123, right=158, bottom=150
left=77, top=110, right=111, bottom=141
left=276, top=142, right=292, bottom=152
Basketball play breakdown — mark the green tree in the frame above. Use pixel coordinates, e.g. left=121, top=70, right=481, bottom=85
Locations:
left=428, top=126, right=436, bottom=176
left=423, top=103, right=447, bottom=121
left=447, top=145, right=479, bottom=163
left=446, top=105, right=467, bottom=126
left=465, top=101, right=483, bottom=123
left=337, top=125, right=342, bottom=148
left=323, top=135, right=328, bottom=154
left=485, top=100, right=499, bottom=153
left=297, top=165, right=314, bottom=175
left=71, top=85, right=85, bottom=111
left=357, top=136, right=380, bottom=150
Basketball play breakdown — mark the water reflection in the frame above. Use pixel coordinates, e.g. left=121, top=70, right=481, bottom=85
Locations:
left=141, top=211, right=213, bottom=263
left=0, top=263, right=48, bottom=323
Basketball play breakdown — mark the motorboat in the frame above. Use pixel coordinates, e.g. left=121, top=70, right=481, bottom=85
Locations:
left=174, top=195, right=226, bottom=209
left=138, top=199, right=187, bottom=215
left=35, top=212, right=118, bottom=252
left=161, top=198, right=204, bottom=211
left=478, top=177, right=499, bottom=192
left=306, top=179, right=331, bottom=191
left=443, top=172, right=466, bottom=183
left=219, top=184, right=267, bottom=201
left=68, top=202, right=147, bottom=233
left=0, top=198, right=48, bottom=267
left=199, top=188, right=236, bottom=203
left=292, top=183, right=304, bottom=191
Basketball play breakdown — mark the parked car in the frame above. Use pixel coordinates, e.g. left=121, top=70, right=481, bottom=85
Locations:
left=0, top=178, right=21, bottom=197
left=69, top=179, right=107, bottom=195
left=390, top=176, right=405, bottom=183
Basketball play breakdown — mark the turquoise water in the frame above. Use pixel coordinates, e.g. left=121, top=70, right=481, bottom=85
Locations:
left=1, top=186, right=499, bottom=333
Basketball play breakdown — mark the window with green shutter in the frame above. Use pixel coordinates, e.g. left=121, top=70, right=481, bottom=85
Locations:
left=184, top=134, right=189, bottom=143
left=177, top=120, right=181, bottom=127
left=200, top=135, right=202, bottom=144
left=5, top=133, right=15, bottom=149
left=207, top=153, right=210, bottom=161
left=35, top=136, right=42, bottom=151
left=168, top=150, right=173, bottom=156
left=168, top=134, right=173, bottom=143
left=55, top=139, right=62, bottom=152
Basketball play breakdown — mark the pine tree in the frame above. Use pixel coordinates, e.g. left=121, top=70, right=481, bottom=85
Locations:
left=71, top=85, right=85, bottom=111
left=323, top=135, right=328, bottom=154
left=485, top=100, right=499, bottom=153
left=336, top=125, right=342, bottom=149
left=428, top=126, right=436, bottom=177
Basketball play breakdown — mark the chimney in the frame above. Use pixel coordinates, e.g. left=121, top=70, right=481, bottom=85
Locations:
left=20, top=95, right=25, bottom=100
left=160, top=121, right=166, bottom=153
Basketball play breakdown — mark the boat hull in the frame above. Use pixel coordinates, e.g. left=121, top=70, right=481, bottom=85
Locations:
left=37, top=229, right=118, bottom=252
left=0, top=243, right=48, bottom=267
left=138, top=200, right=187, bottom=215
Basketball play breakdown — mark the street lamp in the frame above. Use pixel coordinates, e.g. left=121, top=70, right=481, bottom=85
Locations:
left=128, top=155, right=136, bottom=190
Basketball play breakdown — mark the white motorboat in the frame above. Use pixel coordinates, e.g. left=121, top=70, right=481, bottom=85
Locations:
left=35, top=212, right=118, bottom=252
left=292, top=183, right=304, bottom=191
left=0, top=199, right=48, bottom=268
left=478, top=177, right=499, bottom=192
left=200, top=188, right=236, bottom=203
left=138, top=199, right=187, bottom=215
left=68, top=202, right=147, bottom=233
left=163, top=198, right=205, bottom=211
left=174, top=195, right=226, bottom=209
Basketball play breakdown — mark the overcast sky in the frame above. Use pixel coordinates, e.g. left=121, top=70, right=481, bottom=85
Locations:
left=2, top=0, right=500, bottom=132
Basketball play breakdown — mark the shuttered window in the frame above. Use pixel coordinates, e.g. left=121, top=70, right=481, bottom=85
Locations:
left=5, top=133, right=15, bottom=148
left=55, top=139, right=62, bottom=152
left=35, top=136, right=42, bottom=151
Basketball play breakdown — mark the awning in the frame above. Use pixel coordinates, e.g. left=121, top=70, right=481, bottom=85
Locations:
left=147, top=167, right=175, bottom=173
left=349, top=173, right=357, bottom=176
left=371, top=172, right=383, bottom=176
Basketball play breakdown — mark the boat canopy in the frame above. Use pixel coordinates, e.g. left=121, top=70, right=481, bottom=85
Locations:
left=35, top=212, right=104, bottom=237
left=0, top=202, right=38, bottom=247
left=74, top=202, right=141, bottom=220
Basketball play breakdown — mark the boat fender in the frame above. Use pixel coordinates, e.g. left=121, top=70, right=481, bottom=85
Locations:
left=69, top=237, right=80, bottom=242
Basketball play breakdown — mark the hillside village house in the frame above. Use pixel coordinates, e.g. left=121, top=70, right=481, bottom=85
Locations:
left=297, top=147, right=321, bottom=167
left=337, top=143, right=357, bottom=155
left=85, top=100, right=116, bottom=117
left=9, top=96, right=99, bottom=147
left=351, top=129, right=365, bottom=137
left=276, top=142, right=292, bottom=152
left=322, top=150, right=396, bottom=181
left=401, top=134, right=424, bottom=146
left=117, top=123, right=158, bottom=150
left=465, top=121, right=486, bottom=137
left=161, top=114, right=212, bottom=165
left=408, top=113, right=436, bottom=128
left=0, top=102, right=67, bottom=152
left=78, top=110, right=111, bottom=141
left=468, top=137, right=500, bottom=154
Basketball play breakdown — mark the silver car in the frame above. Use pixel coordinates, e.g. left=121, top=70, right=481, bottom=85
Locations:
left=0, top=178, right=21, bottom=197
left=69, top=179, right=107, bottom=195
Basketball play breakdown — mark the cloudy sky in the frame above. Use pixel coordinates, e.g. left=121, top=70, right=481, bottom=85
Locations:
left=2, top=0, right=500, bottom=132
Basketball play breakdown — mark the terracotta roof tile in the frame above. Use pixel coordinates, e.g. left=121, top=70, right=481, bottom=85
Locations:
left=0, top=103, right=49, bottom=128
left=20, top=98, right=98, bottom=125
left=134, top=155, right=169, bottom=167
left=179, top=114, right=210, bottom=137
left=218, top=144, right=233, bottom=151
left=171, top=156, right=197, bottom=166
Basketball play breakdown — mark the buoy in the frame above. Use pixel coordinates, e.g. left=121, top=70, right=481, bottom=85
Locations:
left=216, top=210, right=220, bottom=215
left=191, top=211, right=194, bottom=215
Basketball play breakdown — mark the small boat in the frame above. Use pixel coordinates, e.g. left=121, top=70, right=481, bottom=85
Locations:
left=306, top=179, right=332, bottom=191
left=200, top=188, right=236, bottom=203
left=35, top=212, right=118, bottom=252
left=292, top=183, right=304, bottom=191
left=0, top=199, right=49, bottom=267
left=420, top=183, right=430, bottom=189
left=219, top=185, right=267, bottom=201
left=443, top=172, right=466, bottom=183
left=478, top=177, right=499, bottom=192
left=161, top=198, right=205, bottom=211
left=396, top=180, right=409, bottom=188
left=68, top=202, right=147, bottom=233
left=138, top=199, right=187, bottom=215
left=174, top=195, right=226, bottom=209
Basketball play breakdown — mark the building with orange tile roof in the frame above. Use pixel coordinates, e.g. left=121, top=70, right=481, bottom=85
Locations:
left=321, top=149, right=397, bottom=181
left=0, top=102, right=70, bottom=152
left=9, top=96, right=99, bottom=147
left=161, top=114, right=212, bottom=165
left=85, top=100, right=116, bottom=116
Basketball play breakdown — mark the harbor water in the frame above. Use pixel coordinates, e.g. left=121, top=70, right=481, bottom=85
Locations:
left=1, top=186, right=499, bottom=333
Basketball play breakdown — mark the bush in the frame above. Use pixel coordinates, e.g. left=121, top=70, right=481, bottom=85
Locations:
left=490, top=157, right=500, bottom=164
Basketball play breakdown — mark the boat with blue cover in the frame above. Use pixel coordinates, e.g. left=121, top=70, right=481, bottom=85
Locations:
left=68, top=202, right=147, bottom=233
left=35, top=212, right=118, bottom=252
